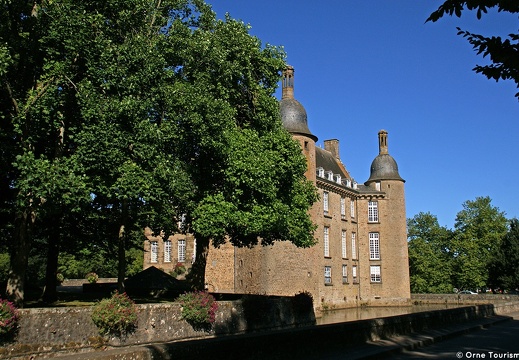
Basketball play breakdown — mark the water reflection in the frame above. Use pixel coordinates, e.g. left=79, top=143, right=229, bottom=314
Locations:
left=316, top=305, right=461, bottom=325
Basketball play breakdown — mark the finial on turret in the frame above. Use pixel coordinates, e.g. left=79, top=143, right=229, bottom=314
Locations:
left=282, top=65, right=295, bottom=100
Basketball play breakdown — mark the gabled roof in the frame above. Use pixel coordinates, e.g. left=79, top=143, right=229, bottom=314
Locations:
left=315, top=146, right=350, bottom=180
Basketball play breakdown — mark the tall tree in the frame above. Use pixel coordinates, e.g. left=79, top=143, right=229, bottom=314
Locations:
left=489, top=218, right=519, bottom=291
left=427, top=1, right=519, bottom=101
left=451, top=196, right=507, bottom=290
left=407, top=212, right=454, bottom=293
left=1, top=0, right=317, bottom=303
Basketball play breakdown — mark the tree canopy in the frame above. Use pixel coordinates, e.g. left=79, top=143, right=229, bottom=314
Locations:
left=407, top=196, right=510, bottom=293
left=427, top=1, right=519, bottom=100
left=0, top=0, right=317, bottom=305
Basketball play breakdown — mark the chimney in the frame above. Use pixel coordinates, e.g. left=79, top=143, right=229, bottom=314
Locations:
left=324, top=139, right=340, bottom=159
left=282, top=66, right=295, bottom=100
left=378, top=130, right=388, bottom=155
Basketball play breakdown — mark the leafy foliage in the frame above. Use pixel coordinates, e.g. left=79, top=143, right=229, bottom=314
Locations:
left=489, top=218, right=519, bottom=291
left=91, top=292, right=138, bottom=337
left=0, top=298, right=19, bottom=338
left=427, top=1, right=519, bottom=100
left=407, top=212, right=454, bottom=293
left=408, top=197, right=509, bottom=293
left=1, top=0, right=317, bottom=304
left=178, top=291, right=218, bottom=330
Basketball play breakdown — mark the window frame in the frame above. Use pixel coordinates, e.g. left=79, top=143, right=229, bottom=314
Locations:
left=324, top=266, right=332, bottom=284
left=164, top=240, right=172, bottom=263
left=178, top=239, right=186, bottom=263
left=369, top=232, right=380, bottom=260
left=351, top=232, right=357, bottom=259
left=370, top=265, right=381, bottom=283
left=323, top=191, right=329, bottom=216
left=324, top=226, right=330, bottom=257
left=368, top=201, right=379, bottom=222
left=342, top=264, right=348, bottom=284
left=150, top=241, right=158, bottom=263
left=341, top=230, right=347, bottom=258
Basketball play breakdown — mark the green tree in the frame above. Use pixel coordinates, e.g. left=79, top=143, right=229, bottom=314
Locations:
left=489, top=218, right=519, bottom=291
left=1, top=0, right=317, bottom=303
left=427, top=1, right=519, bottom=100
left=451, top=196, right=507, bottom=291
left=407, top=212, right=454, bottom=293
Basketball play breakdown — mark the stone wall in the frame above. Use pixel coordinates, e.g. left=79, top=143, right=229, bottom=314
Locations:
left=411, top=293, right=519, bottom=313
left=1, top=295, right=315, bottom=359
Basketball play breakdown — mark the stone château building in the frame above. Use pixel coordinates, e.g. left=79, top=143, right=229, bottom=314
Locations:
left=144, top=66, right=411, bottom=309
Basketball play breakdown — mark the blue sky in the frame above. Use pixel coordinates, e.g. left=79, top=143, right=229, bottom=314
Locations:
left=209, top=1, right=519, bottom=229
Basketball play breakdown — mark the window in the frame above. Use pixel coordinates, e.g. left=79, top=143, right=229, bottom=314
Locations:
left=369, top=233, right=380, bottom=260
left=317, top=167, right=324, bottom=178
left=164, top=240, right=172, bottom=262
left=342, top=265, right=348, bottom=284
left=178, top=239, right=186, bottom=262
left=341, top=230, right=347, bottom=258
left=375, top=181, right=381, bottom=191
left=323, top=192, right=329, bottom=215
left=368, top=201, right=379, bottom=222
left=335, top=174, right=341, bottom=184
left=352, top=265, right=358, bottom=283
left=150, top=241, right=158, bottom=263
left=340, top=197, right=346, bottom=219
left=350, top=200, right=355, bottom=218
left=370, top=265, right=381, bottom=283
left=351, top=232, right=357, bottom=259
left=324, top=226, right=330, bottom=257
left=324, top=266, right=332, bottom=284
left=326, top=170, right=333, bottom=181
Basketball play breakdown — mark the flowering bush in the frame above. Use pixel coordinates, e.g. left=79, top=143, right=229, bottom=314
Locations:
left=0, top=298, right=19, bottom=338
left=86, top=272, right=99, bottom=284
left=174, top=262, right=186, bottom=275
left=177, top=291, right=218, bottom=330
left=91, top=292, right=138, bottom=336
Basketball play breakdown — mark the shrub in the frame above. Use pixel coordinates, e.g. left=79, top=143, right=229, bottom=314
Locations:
left=56, top=273, right=64, bottom=285
left=0, top=298, right=19, bottom=338
left=177, top=291, right=218, bottom=330
left=91, top=292, right=138, bottom=336
left=86, top=272, right=99, bottom=284
left=292, top=291, right=314, bottom=314
left=174, top=262, right=186, bottom=275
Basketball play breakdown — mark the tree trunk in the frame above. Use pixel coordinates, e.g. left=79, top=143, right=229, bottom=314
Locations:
left=42, top=227, right=60, bottom=303
left=117, top=223, right=126, bottom=293
left=186, top=235, right=209, bottom=291
left=6, top=209, right=35, bottom=308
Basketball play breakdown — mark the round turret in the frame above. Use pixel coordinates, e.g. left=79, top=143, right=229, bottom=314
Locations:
left=280, top=66, right=317, bottom=141
left=365, top=130, right=404, bottom=184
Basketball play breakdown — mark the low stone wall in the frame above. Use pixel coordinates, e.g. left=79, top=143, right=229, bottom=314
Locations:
left=58, top=304, right=501, bottom=360
left=411, top=293, right=519, bottom=313
left=1, top=295, right=315, bottom=359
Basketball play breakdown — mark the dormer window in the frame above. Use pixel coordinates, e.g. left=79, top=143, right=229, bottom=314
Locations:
left=326, top=170, right=333, bottom=181
left=345, top=179, right=351, bottom=188
left=317, top=167, right=324, bottom=178
left=335, top=174, right=341, bottom=184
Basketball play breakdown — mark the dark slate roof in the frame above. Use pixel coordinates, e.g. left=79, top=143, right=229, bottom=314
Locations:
left=316, top=147, right=349, bottom=179
left=280, top=98, right=317, bottom=140
left=124, top=266, right=188, bottom=292
left=365, top=153, right=404, bottom=184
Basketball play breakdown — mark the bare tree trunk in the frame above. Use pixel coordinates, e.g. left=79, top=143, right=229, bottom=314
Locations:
left=186, top=235, right=209, bottom=291
left=117, top=200, right=128, bottom=293
left=117, top=223, right=126, bottom=293
left=6, top=209, right=35, bottom=308
left=42, top=226, right=60, bottom=303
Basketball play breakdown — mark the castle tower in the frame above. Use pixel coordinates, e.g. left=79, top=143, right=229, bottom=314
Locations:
left=362, top=130, right=410, bottom=301
left=280, top=66, right=317, bottom=182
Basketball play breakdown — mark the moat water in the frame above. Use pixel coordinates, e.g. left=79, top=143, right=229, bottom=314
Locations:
left=316, top=304, right=462, bottom=325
